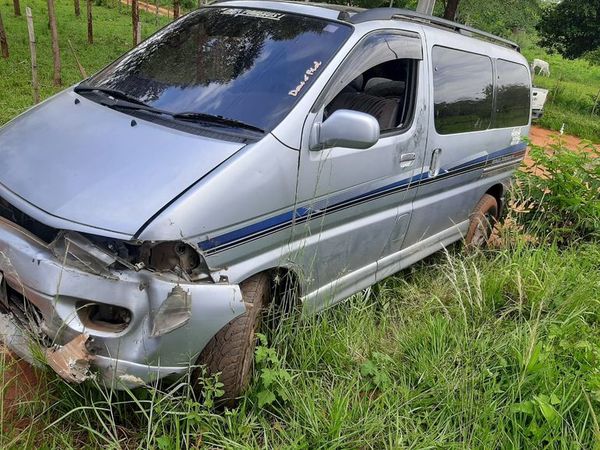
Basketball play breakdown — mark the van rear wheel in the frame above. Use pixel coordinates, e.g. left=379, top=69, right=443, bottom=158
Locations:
left=465, top=194, right=498, bottom=248
left=195, top=273, right=269, bottom=406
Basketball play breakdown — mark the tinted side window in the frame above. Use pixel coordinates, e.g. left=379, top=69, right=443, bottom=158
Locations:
left=495, top=59, right=531, bottom=128
left=432, top=46, right=493, bottom=134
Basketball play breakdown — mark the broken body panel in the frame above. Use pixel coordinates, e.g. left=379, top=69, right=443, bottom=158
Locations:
left=0, top=216, right=245, bottom=386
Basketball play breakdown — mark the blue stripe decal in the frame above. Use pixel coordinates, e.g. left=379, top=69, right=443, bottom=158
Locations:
left=198, top=210, right=294, bottom=251
left=198, top=142, right=526, bottom=252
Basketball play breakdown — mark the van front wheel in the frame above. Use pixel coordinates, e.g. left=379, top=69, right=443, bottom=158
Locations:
left=195, top=273, right=269, bottom=405
left=465, top=194, right=498, bottom=248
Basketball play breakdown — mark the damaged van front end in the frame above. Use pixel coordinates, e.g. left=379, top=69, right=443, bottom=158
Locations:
left=0, top=212, right=245, bottom=387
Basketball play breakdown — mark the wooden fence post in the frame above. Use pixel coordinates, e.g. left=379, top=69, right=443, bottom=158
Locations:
left=0, top=11, right=8, bottom=59
left=155, top=0, right=159, bottom=24
left=86, top=0, right=93, bottom=44
left=67, top=39, right=87, bottom=78
left=74, top=0, right=80, bottom=17
left=13, top=0, right=21, bottom=17
left=132, top=0, right=139, bottom=46
left=48, top=0, right=61, bottom=86
left=173, top=0, right=180, bottom=19
left=25, top=7, right=40, bottom=104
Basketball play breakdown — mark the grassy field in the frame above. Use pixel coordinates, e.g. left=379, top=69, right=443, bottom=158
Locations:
left=0, top=2, right=599, bottom=448
left=0, top=0, right=170, bottom=126
left=521, top=46, right=600, bottom=143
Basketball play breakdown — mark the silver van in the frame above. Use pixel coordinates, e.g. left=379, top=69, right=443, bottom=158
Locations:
left=0, top=1, right=530, bottom=401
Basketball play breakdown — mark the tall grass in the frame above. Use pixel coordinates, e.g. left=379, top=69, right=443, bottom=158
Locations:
left=2, top=235, right=599, bottom=448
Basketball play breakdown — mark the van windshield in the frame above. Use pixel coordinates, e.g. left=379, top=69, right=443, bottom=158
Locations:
left=82, top=7, right=352, bottom=133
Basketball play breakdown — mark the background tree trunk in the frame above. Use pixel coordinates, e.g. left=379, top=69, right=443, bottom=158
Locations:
left=132, top=0, right=139, bottom=46
left=25, top=7, right=40, bottom=104
left=443, top=0, right=460, bottom=21
left=47, top=0, right=61, bottom=86
left=0, top=11, right=8, bottom=59
left=13, top=0, right=21, bottom=17
left=173, top=0, right=180, bottom=19
left=74, top=0, right=80, bottom=17
left=86, top=0, right=93, bottom=44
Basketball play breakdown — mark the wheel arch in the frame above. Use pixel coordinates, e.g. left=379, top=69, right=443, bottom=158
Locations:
left=485, top=183, right=505, bottom=217
left=237, top=265, right=303, bottom=312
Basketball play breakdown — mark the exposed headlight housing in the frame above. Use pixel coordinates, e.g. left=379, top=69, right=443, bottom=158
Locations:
left=49, top=231, right=210, bottom=280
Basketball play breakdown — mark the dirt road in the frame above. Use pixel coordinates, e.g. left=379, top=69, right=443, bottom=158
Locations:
left=121, top=0, right=174, bottom=17
left=530, top=125, right=599, bottom=150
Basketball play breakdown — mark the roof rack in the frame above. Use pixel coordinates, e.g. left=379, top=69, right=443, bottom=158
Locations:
left=348, top=8, right=520, bottom=52
left=209, top=0, right=365, bottom=14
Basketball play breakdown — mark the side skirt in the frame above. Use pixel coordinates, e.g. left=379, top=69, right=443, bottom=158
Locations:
left=301, top=219, right=470, bottom=314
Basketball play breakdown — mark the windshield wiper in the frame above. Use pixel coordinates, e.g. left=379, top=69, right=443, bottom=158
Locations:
left=74, top=85, right=149, bottom=107
left=75, top=87, right=265, bottom=134
left=173, top=112, right=265, bottom=134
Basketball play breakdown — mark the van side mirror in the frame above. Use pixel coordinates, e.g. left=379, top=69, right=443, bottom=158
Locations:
left=310, top=109, right=380, bottom=151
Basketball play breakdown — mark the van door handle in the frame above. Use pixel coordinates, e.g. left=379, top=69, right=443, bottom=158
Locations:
left=400, top=152, right=416, bottom=168
left=430, top=148, right=442, bottom=177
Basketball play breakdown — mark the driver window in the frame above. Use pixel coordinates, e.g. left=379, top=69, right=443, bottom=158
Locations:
left=316, top=31, right=422, bottom=134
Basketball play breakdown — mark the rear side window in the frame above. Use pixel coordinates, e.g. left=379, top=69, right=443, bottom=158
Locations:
left=432, top=46, right=493, bottom=134
left=494, top=59, right=531, bottom=128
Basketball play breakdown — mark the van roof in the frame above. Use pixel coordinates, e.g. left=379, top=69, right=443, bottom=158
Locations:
left=212, top=0, right=520, bottom=52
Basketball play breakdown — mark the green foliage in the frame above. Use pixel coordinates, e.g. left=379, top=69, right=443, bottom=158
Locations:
left=537, top=0, right=600, bottom=59
left=359, top=351, right=393, bottom=391
left=515, top=138, right=600, bottom=242
left=253, top=333, right=292, bottom=408
left=584, top=48, right=600, bottom=66
left=521, top=46, right=600, bottom=142
left=0, top=0, right=171, bottom=127
left=457, top=0, right=542, bottom=38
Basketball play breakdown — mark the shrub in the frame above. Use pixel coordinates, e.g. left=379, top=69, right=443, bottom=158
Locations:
left=515, top=137, right=599, bottom=242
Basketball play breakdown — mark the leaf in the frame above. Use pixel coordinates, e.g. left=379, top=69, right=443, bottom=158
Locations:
left=260, top=368, right=277, bottom=388
left=156, top=435, right=174, bottom=450
left=534, top=395, right=559, bottom=425
left=511, top=400, right=534, bottom=415
left=257, top=390, right=277, bottom=408
left=360, top=360, right=376, bottom=377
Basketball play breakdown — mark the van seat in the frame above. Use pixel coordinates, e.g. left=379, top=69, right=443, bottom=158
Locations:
left=364, top=77, right=406, bottom=98
left=328, top=92, right=400, bottom=130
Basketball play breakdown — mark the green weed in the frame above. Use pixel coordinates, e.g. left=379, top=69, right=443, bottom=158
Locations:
left=516, top=136, right=600, bottom=242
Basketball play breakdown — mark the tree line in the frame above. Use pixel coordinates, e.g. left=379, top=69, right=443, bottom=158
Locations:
left=0, top=0, right=598, bottom=97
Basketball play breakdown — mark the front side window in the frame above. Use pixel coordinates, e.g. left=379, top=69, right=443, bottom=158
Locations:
left=318, top=32, right=422, bottom=133
left=433, top=46, right=493, bottom=134
left=494, top=59, right=531, bottom=128
left=82, top=8, right=352, bottom=133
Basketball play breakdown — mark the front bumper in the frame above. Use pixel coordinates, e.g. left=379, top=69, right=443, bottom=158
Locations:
left=0, top=217, right=246, bottom=388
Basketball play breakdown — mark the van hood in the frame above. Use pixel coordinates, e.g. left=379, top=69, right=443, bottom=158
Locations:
left=0, top=90, right=247, bottom=237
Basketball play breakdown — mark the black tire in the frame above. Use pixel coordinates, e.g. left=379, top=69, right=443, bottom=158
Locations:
left=195, top=272, right=269, bottom=405
left=465, top=194, right=498, bottom=248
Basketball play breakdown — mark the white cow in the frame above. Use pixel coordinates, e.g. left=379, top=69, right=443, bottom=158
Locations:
left=531, top=58, right=550, bottom=77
